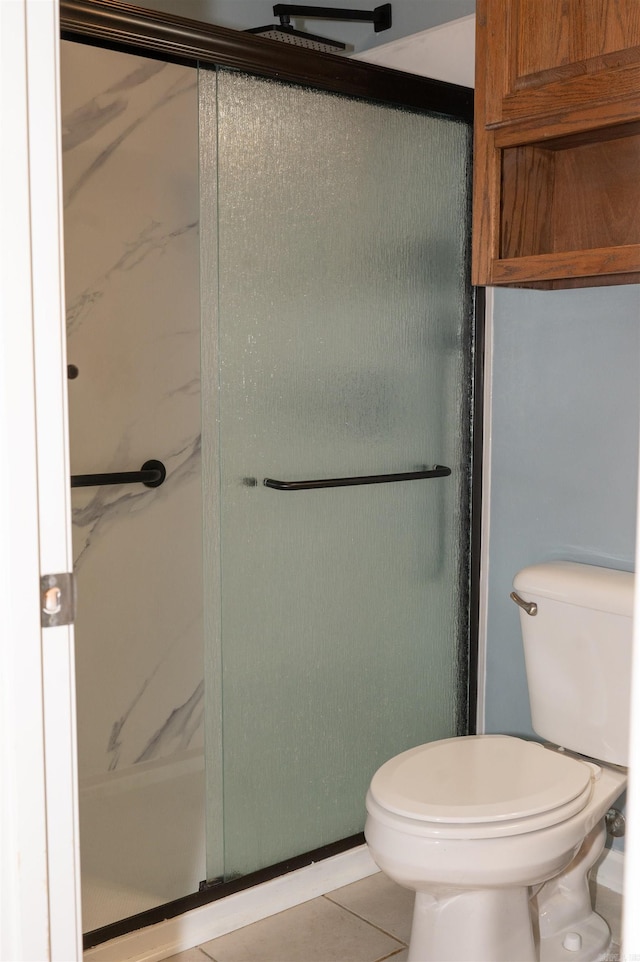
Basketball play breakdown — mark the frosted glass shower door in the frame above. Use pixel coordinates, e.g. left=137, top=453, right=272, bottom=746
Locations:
left=201, top=69, right=474, bottom=881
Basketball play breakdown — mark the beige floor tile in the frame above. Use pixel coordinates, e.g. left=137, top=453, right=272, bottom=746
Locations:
left=164, top=950, right=213, bottom=962
left=198, top=896, right=404, bottom=962
left=325, top=872, right=414, bottom=945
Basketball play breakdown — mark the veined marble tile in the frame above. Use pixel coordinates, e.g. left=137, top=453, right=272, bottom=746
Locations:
left=61, top=40, right=203, bottom=779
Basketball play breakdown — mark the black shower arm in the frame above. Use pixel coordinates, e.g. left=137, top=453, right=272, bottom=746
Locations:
left=273, top=4, right=392, bottom=32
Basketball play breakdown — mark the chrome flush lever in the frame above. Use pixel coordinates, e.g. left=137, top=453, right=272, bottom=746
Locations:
left=510, top=591, right=537, bottom=616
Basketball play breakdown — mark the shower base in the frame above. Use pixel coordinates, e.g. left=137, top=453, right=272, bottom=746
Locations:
left=79, top=751, right=205, bottom=933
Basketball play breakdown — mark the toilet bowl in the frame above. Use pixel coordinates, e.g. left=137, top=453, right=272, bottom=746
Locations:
left=365, top=734, right=626, bottom=961
left=365, top=562, right=633, bottom=962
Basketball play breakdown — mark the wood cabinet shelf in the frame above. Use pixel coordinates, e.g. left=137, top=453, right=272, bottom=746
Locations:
left=501, top=129, right=640, bottom=259
left=473, top=0, right=640, bottom=289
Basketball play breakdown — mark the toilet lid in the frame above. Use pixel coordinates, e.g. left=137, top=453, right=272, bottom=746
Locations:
left=369, top=735, right=592, bottom=824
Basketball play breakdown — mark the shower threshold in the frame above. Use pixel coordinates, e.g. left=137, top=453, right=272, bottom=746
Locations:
left=83, top=833, right=365, bottom=950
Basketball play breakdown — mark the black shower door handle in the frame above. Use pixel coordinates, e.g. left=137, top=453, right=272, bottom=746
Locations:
left=263, top=465, right=451, bottom=490
left=70, top=459, right=166, bottom=489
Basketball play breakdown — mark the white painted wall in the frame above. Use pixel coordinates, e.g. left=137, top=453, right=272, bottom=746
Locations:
left=352, top=14, right=475, bottom=87
left=130, top=0, right=476, bottom=55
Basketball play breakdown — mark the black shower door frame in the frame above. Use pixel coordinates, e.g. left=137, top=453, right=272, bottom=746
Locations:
left=60, top=0, right=483, bottom=947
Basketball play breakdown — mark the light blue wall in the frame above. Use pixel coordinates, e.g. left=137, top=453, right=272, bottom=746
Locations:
left=486, top=284, right=640, bottom=740
left=131, top=0, right=475, bottom=53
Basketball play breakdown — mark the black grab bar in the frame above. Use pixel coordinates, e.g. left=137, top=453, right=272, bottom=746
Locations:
left=263, top=465, right=451, bottom=491
left=71, top=459, right=166, bottom=489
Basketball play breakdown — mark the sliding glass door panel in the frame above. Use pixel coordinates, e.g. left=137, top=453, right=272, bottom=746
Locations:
left=201, top=68, right=474, bottom=880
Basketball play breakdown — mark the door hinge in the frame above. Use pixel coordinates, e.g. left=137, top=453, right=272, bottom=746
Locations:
left=40, top=572, right=76, bottom=628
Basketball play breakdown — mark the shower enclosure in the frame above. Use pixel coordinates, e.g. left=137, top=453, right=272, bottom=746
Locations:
left=60, top=0, right=480, bottom=946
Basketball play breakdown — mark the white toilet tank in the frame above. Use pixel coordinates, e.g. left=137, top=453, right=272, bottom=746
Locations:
left=513, top=561, right=634, bottom=767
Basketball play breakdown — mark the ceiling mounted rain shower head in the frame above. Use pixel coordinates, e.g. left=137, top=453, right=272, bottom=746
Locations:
left=246, top=21, right=348, bottom=53
left=246, top=4, right=392, bottom=55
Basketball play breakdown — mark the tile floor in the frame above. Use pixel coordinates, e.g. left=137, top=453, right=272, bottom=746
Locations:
left=165, top=871, right=622, bottom=962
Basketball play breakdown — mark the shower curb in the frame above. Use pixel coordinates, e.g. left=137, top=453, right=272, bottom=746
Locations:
left=82, top=844, right=379, bottom=961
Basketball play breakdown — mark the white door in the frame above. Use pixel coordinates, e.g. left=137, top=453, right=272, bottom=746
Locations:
left=1, top=0, right=82, bottom=959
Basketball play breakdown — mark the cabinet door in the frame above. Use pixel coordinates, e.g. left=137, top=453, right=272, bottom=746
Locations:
left=484, top=0, right=640, bottom=128
left=474, top=0, right=640, bottom=288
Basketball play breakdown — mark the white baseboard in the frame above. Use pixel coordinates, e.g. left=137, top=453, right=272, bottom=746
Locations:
left=83, top=844, right=378, bottom=962
left=594, top=846, right=624, bottom=895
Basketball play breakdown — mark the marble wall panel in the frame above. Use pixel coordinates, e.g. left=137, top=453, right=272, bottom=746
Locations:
left=61, top=40, right=203, bottom=779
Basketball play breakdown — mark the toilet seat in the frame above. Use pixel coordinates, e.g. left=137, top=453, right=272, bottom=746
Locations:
left=368, top=735, right=596, bottom=839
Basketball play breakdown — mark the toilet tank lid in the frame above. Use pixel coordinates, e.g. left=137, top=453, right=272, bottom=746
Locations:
left=513, top=561, right=634, bottom=617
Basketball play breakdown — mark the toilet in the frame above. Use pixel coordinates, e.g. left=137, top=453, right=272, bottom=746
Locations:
left=365, top=561, right=632, bottom=962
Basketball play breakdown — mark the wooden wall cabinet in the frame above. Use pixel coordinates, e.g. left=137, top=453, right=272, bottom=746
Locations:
left=472, top=0, right=640, bottom=288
